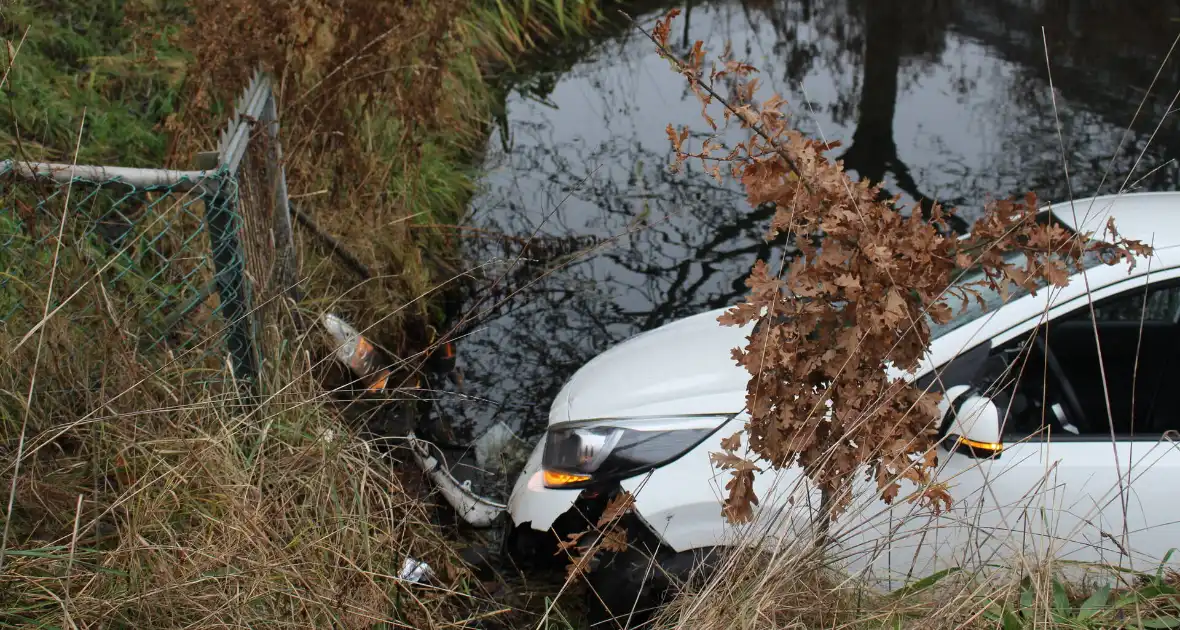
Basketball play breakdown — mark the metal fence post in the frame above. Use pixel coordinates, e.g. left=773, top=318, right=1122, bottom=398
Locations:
left=261, top=92, right=299, bottom=301
left=203, top=176, right=258, bottom=389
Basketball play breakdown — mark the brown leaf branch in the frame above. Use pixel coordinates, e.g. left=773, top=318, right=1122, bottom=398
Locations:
left=647, top=10, right=1151, bottom=525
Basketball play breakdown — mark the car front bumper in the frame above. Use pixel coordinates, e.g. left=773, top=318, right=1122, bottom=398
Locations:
left=506, top=416, right=791, bottom=554
left=507, top=439, right=584, bottom=532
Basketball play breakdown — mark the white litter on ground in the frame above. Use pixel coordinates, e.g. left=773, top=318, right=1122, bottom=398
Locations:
left=398, top=557, right=433, bottom=583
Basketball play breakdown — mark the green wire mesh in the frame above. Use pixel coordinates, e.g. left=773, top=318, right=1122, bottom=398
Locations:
left=0, top=161, right=258, bottom=379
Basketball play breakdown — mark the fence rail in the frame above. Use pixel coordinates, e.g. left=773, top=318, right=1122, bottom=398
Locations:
left=0, top=68, right=293, bottom=394
left=0, top=162, right=215, bottom=191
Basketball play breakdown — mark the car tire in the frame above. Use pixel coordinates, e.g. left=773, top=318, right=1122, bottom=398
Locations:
left=585, top=544, right=719, bottom=629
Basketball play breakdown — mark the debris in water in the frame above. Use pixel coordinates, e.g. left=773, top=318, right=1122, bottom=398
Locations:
left=473, top=421, right=531, bottom=475
left=408, top=433, right=507, bottom=527
left=321, top=313, right=391, bottom=391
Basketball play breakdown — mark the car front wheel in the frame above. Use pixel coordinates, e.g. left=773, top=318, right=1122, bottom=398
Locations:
left=585, top=543, right=720, bottom=628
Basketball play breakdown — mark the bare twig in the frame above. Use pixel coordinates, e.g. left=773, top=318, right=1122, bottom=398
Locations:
left=1041, top=27, right=1130, bottom=554
left=622, top=10, right=812, bottom=194
left=291, top=204, right=375, bottom=280
left=65, top=493, right=84, bottom=600
left=408, top=223, right=532, bottom=245
left=0, top=25, right=29, bottom=91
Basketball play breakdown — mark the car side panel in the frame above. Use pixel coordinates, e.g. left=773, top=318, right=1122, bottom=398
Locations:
left=934, top=440, right=1180, bottom=576
left=831, top=438, right=1180, bottom=590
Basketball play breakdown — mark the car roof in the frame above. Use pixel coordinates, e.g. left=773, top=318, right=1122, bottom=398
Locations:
left=1046, top=191, right=1180, bottom=250
left=910, top=192, right=1180, bottom=380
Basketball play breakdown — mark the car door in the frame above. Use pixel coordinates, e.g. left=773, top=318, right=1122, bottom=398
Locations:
left=950, top=436, right=1180, bottom=577
left=839, top=271, right=1180, bottom=588
left=966, top=276, right=1180, bottom=577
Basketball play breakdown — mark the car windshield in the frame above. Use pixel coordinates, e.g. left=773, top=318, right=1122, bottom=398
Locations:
left=929, top=212, right=1110, bottom=338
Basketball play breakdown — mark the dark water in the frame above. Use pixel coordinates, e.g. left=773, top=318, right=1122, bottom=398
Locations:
left=430, top=0, right=1180, bottom=448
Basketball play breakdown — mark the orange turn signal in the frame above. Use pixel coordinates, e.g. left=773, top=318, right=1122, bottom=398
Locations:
left=543, top=469, right=592, bottom=488
left=957, top=436, right=1002, bottom=452
left=954, top=435, right=1003, bottom=459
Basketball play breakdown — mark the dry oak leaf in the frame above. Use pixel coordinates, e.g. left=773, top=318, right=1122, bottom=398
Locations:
left=597, top=491, right=636, bottom=527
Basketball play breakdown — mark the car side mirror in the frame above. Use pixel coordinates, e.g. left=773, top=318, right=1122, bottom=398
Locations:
left=936, top=385, right=1003, bottom=460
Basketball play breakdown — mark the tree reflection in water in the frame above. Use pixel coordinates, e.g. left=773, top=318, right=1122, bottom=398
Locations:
left=425, top=0, right=1180, bottom=445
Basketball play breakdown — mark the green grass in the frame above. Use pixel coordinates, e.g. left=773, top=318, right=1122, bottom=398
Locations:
left=458, top=0, right=604, bottom=68
left=353, top=105, right=480, bottom=228
left=0, top=0, right=606, bottom=354
left=1, top=0, right=189, bottom=166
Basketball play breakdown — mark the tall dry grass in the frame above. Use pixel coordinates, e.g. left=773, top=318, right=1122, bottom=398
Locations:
left=1, top=2, right=620, bottom=625
left=657, top=543, right=1180, bottom=629
left=0, top=157, right=494, bottom=625
left=0, top=236, right=489, bottom=626
left=0, top=358, right=478, bottom=627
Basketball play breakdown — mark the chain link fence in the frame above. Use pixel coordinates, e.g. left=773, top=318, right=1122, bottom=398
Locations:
left=0, top=69, right=294, bottom=392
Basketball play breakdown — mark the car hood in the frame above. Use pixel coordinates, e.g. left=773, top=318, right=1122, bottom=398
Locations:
left=546, top=304, right=959, bottom=427
left=549, top=308, right=754, bottom=425
left=546, top=193, right=1180, bottom=428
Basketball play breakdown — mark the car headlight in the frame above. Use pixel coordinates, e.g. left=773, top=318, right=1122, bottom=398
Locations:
left=540, top=415, right=732, bottom=488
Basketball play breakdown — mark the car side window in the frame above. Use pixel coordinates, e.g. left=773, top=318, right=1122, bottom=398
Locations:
left=988, top=278, right=1180, bottom=440
left=1082, top=283, right=1180, bottom=323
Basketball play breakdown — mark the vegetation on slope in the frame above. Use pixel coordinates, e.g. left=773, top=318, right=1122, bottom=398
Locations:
left=0, top=0, right=604, bottom=626
left=0, top=0, right=188, bottom=166
left=173, top=0, right=605, bottom=355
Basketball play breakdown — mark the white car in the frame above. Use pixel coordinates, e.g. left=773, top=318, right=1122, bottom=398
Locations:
left=502, top=191, right=1180, bottom=622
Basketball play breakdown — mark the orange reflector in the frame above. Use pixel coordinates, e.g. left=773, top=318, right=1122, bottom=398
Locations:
left=365, top=370, right=390, bottom=392
left=958, top=436, right=1003, bottom=453
left=543, top=470, right=591, bottom=488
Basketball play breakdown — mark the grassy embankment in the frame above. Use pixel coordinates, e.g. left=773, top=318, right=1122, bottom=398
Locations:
left=657, top=527, right=1180, bottom=630
left=0, top=0, right=601, bottom=625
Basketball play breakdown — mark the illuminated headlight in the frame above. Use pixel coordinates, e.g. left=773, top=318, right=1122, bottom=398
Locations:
left=541, top=415, right=731, bottom=488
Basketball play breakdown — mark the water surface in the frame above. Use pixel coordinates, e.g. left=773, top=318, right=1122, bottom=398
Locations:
left=430, top=0, right=1180, bottom=449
